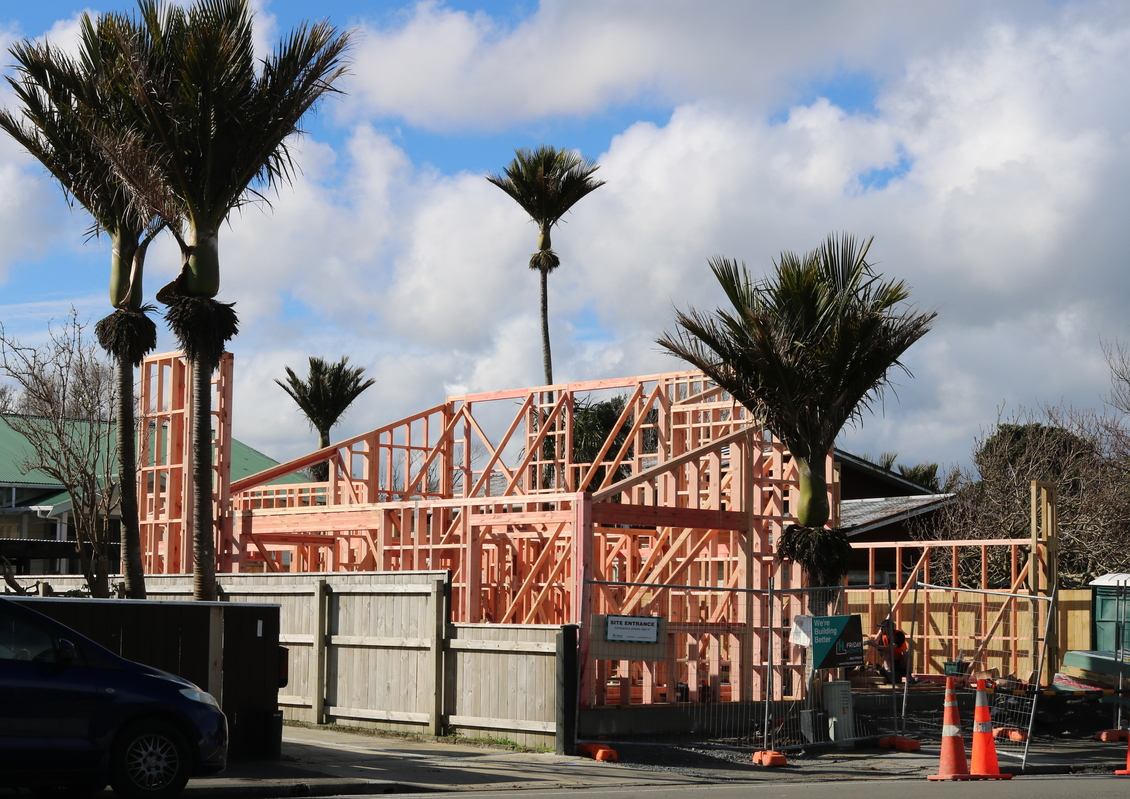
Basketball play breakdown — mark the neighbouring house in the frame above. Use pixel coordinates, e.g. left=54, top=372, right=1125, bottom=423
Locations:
left=834, top=448, right=954, bottom=585
left=0, top=417, right=301, bottom=577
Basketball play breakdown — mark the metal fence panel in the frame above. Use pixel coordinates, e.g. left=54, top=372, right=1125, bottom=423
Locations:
left=579, top=579, right=903, bottom=750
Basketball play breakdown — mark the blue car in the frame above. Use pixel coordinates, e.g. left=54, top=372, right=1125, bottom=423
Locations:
left=0, top=596, right=227, bottom=798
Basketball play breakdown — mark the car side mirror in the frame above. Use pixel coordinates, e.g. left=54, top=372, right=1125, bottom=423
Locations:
left=56, top=638, right=75, bottom=666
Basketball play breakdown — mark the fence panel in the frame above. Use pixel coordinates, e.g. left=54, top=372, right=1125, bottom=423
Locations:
left=14, top=570, right=558, bottom=745
left=578, top=580, right=903, bottom=750
left=903, top=582, right=1055, bottom=768
left=756, top=586, right=903, bottom=751
left=445, top=624, right=559, bottom=749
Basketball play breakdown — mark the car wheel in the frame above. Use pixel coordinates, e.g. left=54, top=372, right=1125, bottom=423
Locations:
left=109, top=721, right=192, bottom=799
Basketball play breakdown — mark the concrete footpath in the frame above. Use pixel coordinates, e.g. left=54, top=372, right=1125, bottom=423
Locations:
left=178, top=725, right=1130, bottom=797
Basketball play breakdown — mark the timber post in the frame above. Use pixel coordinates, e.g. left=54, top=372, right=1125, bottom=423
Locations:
left=311, top=577, right=327, bottom=723
left=555, top=623, right=579, bottom=755
left=427, top=571, right=449, bottom=736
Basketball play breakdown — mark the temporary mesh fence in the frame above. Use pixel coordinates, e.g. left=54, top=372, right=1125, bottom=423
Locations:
left=579, top=579, right=904, bottom=750
left=763, top=585, right=902, bottom=751
left=901, top=581, right=1055, bottom=768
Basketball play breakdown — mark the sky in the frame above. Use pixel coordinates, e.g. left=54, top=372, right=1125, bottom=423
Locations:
left=1, top=0, right=1129, bottom=474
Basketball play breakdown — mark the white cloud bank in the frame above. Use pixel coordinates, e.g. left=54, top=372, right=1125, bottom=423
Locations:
left=3, top=1, right=1130, bottom=473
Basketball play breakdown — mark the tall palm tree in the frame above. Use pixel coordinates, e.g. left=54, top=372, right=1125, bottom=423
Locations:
left=487, top=146, right=605, bottom=386
left=102, top=0, right=352, bottom=599
left=0, top=13, right=165, bottom=599
left=657, top=234, right=936, bottom=583
left=276, top=356, right=375, bottom=482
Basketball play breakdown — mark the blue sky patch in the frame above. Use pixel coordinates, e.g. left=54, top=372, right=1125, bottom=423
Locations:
left=772, top=67, right=881, bottom=123
left=386, top=105, right=673, bottom=176
left=570, top=304, right=613, bottom=344
left=858, top=153, right=913, bottom=191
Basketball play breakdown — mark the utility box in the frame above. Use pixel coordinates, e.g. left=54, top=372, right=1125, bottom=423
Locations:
left=1090, top=575, right=1130, bottom=651
left=823, top=680, right=855, bottom=745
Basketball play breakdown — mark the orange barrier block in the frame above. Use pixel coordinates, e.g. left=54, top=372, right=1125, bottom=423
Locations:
left=878, top=736, right=895, bottom=749
left=970, top=679, right=1011, bottom=780
left=753, top=750, right=788, bottom=767
left=577, top=743, right=618, bottom=762
left=894, top=737, right=922, bottom=752
left=992, top=727, right=1026, bottom=742
left=927, top=677, right=972, bottom=781
left=1096, top=729, right=1130, bottom=742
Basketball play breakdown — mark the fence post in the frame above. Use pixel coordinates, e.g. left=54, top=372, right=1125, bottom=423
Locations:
left=311, top=577, right=327, bottom=724
left=427, top=573, right=449, bottom=736
left=556, top=624, right=579, bottom=755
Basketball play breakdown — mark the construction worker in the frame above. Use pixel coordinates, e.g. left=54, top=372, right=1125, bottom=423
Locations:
left=867, top=618, right=916, bottom=684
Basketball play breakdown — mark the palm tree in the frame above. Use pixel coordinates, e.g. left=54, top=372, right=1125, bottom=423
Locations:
left=276, top=357, right=375, bottom=482
left=572, top=393, right=658, bottom=492
left=0, top=13, right=165, bottom=599
left=487, top=146, right=605, bottom=386
left=657, top=233, right=936, bottom=584
left=102, top=0, right=352, bottom=600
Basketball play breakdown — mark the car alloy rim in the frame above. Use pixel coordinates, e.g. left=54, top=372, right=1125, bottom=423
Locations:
left=125, top=733, right=180, bottom=788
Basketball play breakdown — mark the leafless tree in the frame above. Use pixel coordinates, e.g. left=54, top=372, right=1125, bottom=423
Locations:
left=0, top=312, right=119, bottom=597
left=912, top=403, right=1130, bottom=588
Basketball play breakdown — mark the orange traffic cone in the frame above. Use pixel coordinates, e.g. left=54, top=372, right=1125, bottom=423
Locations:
left=927, top=677, right=971, bottom=781
left=1117, top=736, right=1130, bottom=775
left=970, top=679, right=1011, bottom=780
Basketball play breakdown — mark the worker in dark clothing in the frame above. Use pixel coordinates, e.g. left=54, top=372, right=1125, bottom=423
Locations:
left=866, top=618, right=916, bottom=684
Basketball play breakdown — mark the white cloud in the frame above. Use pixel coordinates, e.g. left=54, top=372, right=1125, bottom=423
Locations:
left=6, top=1, right=1130, bottom=476
left=343, top=0, right=1071, bottom=130
left=37, top=10, right=91, bottom=58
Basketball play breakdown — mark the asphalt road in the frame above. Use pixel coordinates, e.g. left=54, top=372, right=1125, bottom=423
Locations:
left=363, top=774, right=1129, bottom=798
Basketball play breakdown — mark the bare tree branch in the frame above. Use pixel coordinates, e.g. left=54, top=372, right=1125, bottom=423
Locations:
left=0, top=311, right=118, bottom=597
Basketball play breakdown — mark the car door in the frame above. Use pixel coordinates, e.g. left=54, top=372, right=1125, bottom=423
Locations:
left=0, top=603, right=107, bottom=780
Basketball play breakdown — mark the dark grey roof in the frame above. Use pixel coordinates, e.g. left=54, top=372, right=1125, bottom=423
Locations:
left=834, top=448, right=935, bottom=495
left=839, top=494, right=954, bottom=536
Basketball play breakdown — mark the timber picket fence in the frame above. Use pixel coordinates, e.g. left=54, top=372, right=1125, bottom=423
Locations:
left=20, top=570, right=561, bottom=749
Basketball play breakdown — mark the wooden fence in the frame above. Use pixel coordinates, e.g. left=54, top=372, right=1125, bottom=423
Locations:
left=847, top=587, right=1091, bottom=680
left=23, top=571, right=561, bottom=749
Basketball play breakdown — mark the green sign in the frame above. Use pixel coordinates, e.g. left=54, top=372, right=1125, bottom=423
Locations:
left=811, top=614, right=864, bottom=670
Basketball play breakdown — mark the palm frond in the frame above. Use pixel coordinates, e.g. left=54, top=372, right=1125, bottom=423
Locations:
left=276, top=356, right=375, bottom=440
left=658, top=232, right=937, bottom=465
left=486, top=145, right=605, bottom=232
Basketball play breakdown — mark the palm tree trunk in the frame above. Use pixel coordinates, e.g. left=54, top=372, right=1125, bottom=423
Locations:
left=116, top=358, right=147, bottom=598
left=795, top=456, right=830, bottom=528
left=540, top=266, right=552, bottom=386
left=192, top=352, right=217, bottom=601
left=313, top=429, right=331, bottom=483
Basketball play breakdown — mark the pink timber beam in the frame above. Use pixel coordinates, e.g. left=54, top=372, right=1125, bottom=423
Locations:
left=231, top=402, right=448, bottom=493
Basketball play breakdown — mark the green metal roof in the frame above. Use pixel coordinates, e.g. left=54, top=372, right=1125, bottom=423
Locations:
left=1, top=415, right=304, bottom=493
left=26, top=489, right=73, bottom=516
left=230, top=440, right=306, bottom=485
left=0, top=417, right=69, bottom=486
